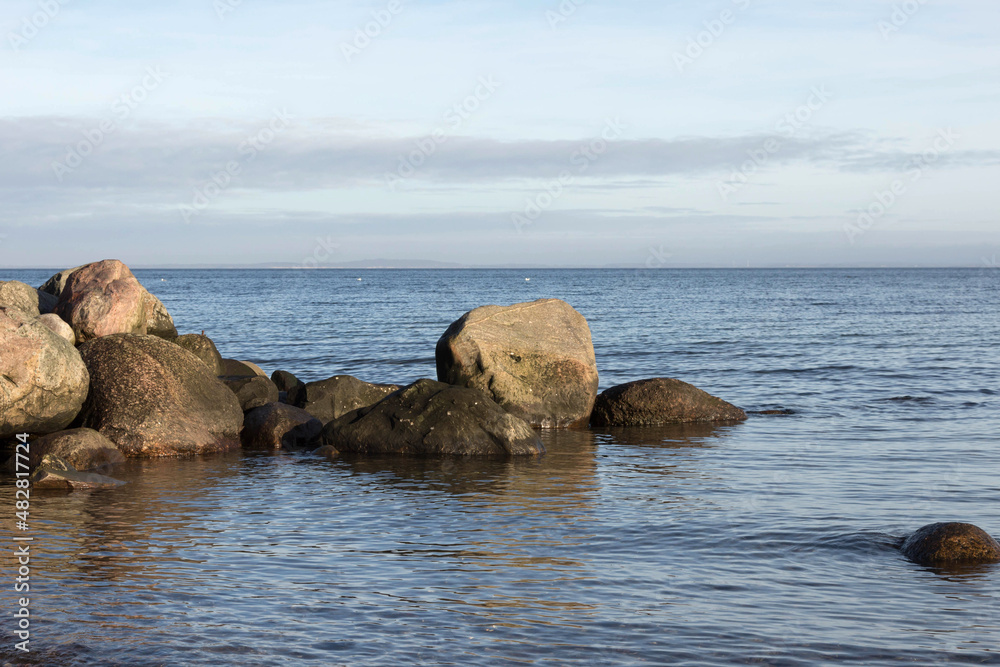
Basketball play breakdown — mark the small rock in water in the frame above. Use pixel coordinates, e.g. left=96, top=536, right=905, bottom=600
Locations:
left=901, top=522, right=1000, bottom=566
left=30, top=454, right=126, bottom=490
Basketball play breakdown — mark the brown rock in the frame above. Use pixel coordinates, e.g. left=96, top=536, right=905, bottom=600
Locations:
left=174, top=334, right=224, bottom=375
left=5, top=428, right=124, bottom=472
left=77, top=334, right=244, bottom=458
left=321, top=379, right=545, bottom=457
left=39, top=265, right=85, bottom=297
left=313, top=444, right=339, bottom=459
left=241, top=403, right=322, bottom=450
left=0, top=306, right=89, bottom=438
left=436, top=298, right=599, bottom=428
left=271, top=370, right=304, bottom=394
left=290, top=375, right=401, bottom=424
left=901, top=522, right=1000, bottom=566
left=220, top=358, right=266, bottom=378
left=54, top=259, right=177, bottom=342
left=222, top=375, right=280, bottom=411
left=590, top=378, right=747, bottom=426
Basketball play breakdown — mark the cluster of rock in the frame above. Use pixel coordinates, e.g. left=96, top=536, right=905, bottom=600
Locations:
left=2, top=260, right=996, bottom=566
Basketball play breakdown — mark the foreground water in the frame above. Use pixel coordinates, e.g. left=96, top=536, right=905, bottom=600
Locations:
left=1, top=268, right=998, bottom=665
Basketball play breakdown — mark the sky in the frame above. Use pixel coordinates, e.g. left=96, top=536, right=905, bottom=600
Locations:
left=0, top=0, right=998, bottom=268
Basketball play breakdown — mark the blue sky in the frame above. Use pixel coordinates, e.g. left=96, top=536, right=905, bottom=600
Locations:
left=1, top=0, right=998, bottom=267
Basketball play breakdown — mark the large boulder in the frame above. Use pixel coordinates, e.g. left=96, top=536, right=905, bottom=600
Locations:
left=53, top=260, right=177, bottom=342
left=77, top=334, right=244, bottom=457
left=436, top=299, right=598, bottom=428
left=0, top=281, right=56, bottom=316
left=222, top=375, right=280, bottom=411
left=241, top=403, right=322, bottom=450
left=0, top=306, right=89, bottom=438
left=590, top=378, right=747, bottom=426
left=5, top=428, right=124, bottom=472
left=901, top=522, right=1000, bottom=566
left=38, top=313, right=75, bottom=345
left=174, top=334, right=224, bottom=375
left=321, top=379, right=544, bottom=457
left=290, top=375, right=401, bottom=424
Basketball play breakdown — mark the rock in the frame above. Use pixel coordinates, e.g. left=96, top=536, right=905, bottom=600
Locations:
left=0, top=306, right=89, bottom=438
left=39, top=265, right=85, bottom=297
left=220, top=358, right=266, bottom=378
left=77, top=334, right=244, bottom=458
left=36, top=290, right=58, bottom=315
left=0, top=281, right=55, bottom=316
left=30, top=454, right=125, bottom=490
left=290, top=375, right=401, bottom=425
left=321, top=379, right=545, bottom=457
left=4, top=428, right=124, bottom=473
left=590, top=378, right=747, bottom=426
left=241, top=403, right=322, bottom=450
left=174, top=334, right=224, bottom=375
left=54, top=259, right=177, bottom=342
left=436, top=298, right=599, bottom=428
left=222, top=375, right=280, bottom=412
left=901, top=522, right=1000, bottom=566
left=271, top=370, right=304, bottom=394
left=38, top=313, right=75, bottom=345
left=313, top=444, right=339, bottom=460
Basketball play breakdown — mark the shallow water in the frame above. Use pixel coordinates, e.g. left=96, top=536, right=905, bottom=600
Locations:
left=1, top=268, right=998, bottom=665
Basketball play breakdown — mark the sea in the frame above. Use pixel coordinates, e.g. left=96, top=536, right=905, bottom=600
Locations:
left=1, top=268, right=998, bottom=666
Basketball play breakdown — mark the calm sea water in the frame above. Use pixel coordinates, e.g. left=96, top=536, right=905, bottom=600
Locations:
left=1, top=268, right=998, bottom=666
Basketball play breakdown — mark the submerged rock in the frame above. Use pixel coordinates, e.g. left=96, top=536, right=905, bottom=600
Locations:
left=901, top=522, right=1000, bottom=566
left=290, top=375, right=401, bottom=424
left=174, top=333, right=224, bottom=375
left=241, top=403, right=322, bottom=450
left=0, top=306, right=89, bottom=438
left=78, top=334, right=244, bottom=458
left=5, top=428, right=124, bottom=473
left=222, top=375, right=280, bottom=411
left=30, top=454, right=125, bottom=490
left=321, top=379, right=544, bottom=457
left=54, top=259, right=177, bottom=342
left=436, top=298, right=599, bottom=428
left=590, top=378, right=747, bottom=426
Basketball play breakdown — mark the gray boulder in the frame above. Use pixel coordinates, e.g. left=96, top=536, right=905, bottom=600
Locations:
left=222, top=375, right=280, bottom=412
left=590, top=378, right=747, bottom=426
left=436, top=298, right=599, bottom=428
left=0, top=281, right=56, bottom=316
left=901, top=522, right=1000, bottom=566
left=321, top=379, right=544, bottom=457
left=39, top=265, right=85, bottom=297
left=174, top=334, right=224, bottom=375
left=78, top=334, right=244, bottom=457
left=0, top=306, right=89, bottom=438
left=290, top=375, right=401, bottom=424
left=241, top=403, right=322, bottom=450
left=5, top=428, right=124, bottom=473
